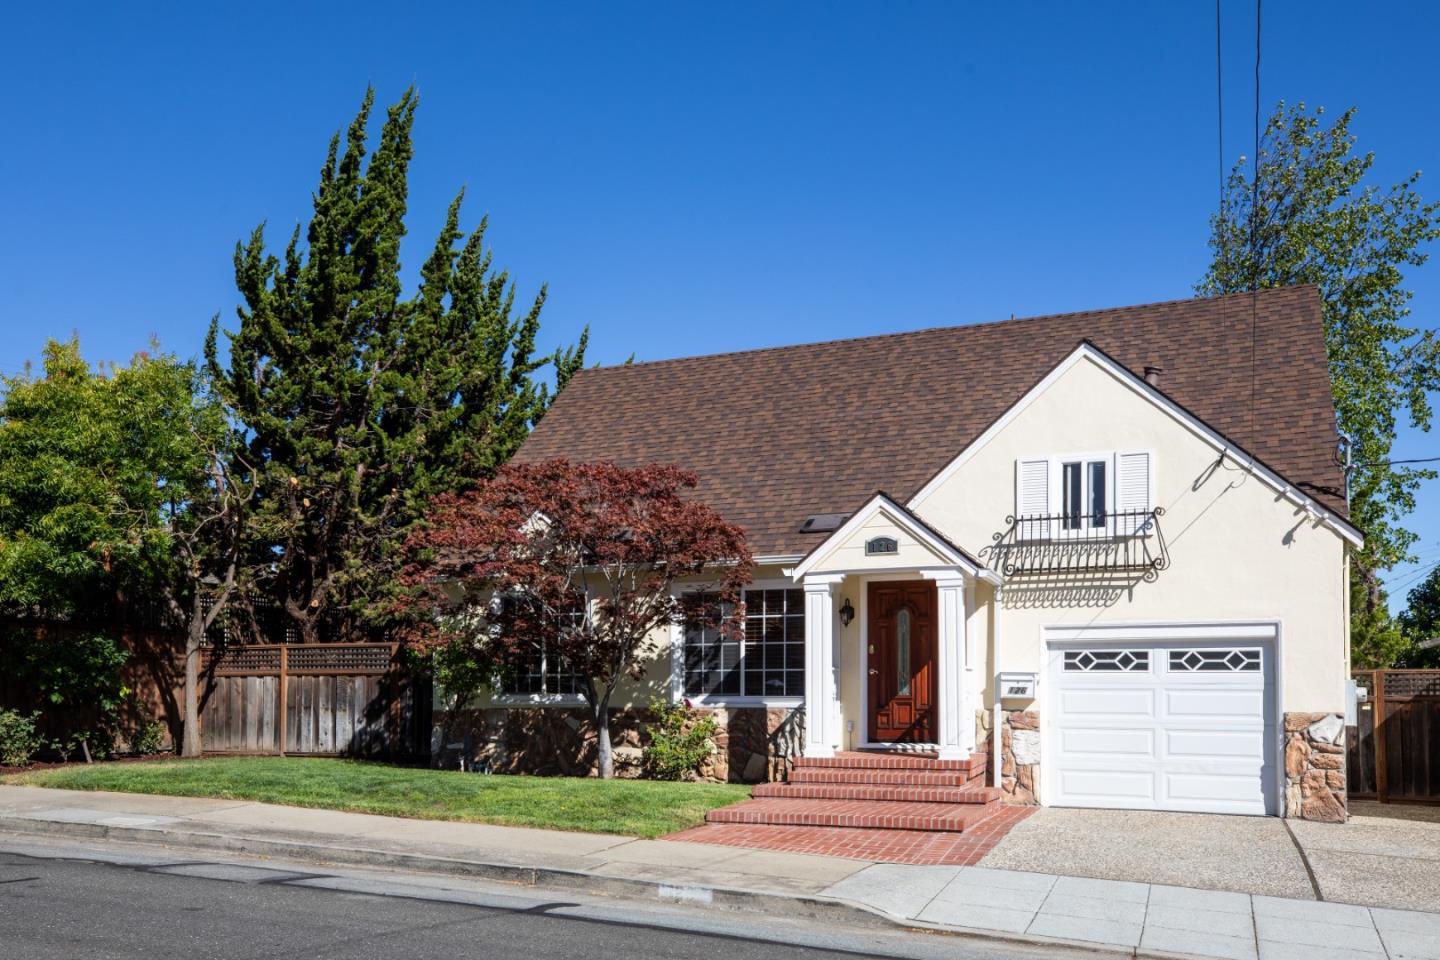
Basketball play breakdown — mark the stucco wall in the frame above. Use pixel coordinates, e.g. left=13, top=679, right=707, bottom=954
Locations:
left=911, top=354, right=1349, bottom=714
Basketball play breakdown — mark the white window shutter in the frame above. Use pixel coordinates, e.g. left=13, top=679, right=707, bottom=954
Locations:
left=1115, top=451, right=1152, bottom=535
left=1015, top=457, right=1050, bottom=540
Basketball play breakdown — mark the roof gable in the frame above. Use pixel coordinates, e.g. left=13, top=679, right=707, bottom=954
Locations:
left=907, top=342, right=1362, bottom=547
left=790, top=492, right=998, bottom=581
left=516, top=287, right=1348, bottom=557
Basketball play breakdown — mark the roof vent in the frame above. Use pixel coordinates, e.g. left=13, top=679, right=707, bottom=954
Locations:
left=798, top=513, right=850, bottom=534
left=1144, top=365, right=1163, bottom=387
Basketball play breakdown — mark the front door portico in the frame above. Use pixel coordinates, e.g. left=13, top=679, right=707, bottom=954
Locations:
left=790, top=492, right=1001, bottom=762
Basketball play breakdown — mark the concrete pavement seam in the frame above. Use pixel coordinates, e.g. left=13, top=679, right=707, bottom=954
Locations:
left=1281, top=818, right=1324, bottom=901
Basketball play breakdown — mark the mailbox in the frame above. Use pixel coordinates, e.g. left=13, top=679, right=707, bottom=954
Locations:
left=997, top=671, right=1038, bottom=700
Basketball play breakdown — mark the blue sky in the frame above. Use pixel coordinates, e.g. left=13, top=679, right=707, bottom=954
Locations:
left=1, top=2, right=1436, bottom=607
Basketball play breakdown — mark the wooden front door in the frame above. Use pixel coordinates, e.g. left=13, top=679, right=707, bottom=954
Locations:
left=867, top=580, right=938, bottom=743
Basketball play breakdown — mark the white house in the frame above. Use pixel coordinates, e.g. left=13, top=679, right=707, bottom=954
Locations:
left=463, top=286, right=1356, bottom=825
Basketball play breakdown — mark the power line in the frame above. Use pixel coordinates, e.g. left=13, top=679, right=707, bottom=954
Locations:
left=1215, top=0, right=1226, bottom=224
left=1352, top=455, right=1440, bottom=468
left=1248, top=0, right=1261, bottom=437
left=1389, top=558, right=1440, bottom=594
left=1386, top=547, right=1440, bottom=575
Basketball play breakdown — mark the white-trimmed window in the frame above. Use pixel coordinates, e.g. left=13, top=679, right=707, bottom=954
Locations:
left=1015, top=451, right=1152, bottom=539
left=494, top=598, right=586, bottom=702
left=682, top=587, right=805, bottom=701
left=509, top=643, right=585, bottom=696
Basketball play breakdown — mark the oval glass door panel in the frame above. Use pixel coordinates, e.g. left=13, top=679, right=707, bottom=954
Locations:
left=896, top=609, right=911, bottom=695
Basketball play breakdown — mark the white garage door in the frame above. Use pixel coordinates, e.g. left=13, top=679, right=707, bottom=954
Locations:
left=1047, top=636, right=1276, bottom=816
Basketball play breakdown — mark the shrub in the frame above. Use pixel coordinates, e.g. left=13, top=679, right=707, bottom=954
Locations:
left=14, top=629, right=129, bottom=761
left=49, top=730, right=112, bottom=763
left=643, top=698, right=717, bottom=781
left=130, top=720, right=167, bottom=756
left=0, top=710, right=43, bottom=767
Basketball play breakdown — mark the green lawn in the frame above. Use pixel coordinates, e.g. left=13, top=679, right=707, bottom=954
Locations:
left=3, top=757, right=751, bottom=838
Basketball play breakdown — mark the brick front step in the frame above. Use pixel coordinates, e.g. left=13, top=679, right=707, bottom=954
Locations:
left=788, top=766, right=983, bottom=787
left=792, top=750, right=988, bottom=773
left=670, top=810, right=1036, bottom=866
left=707, top=798, right=986, bottom=832
left=751, top=782, right=1001, bottom=805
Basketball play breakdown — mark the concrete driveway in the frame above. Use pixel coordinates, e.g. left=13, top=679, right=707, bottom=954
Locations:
left=979, top=801, right=1440, bottom=913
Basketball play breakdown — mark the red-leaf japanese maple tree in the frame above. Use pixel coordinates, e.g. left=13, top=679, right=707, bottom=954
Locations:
left=400, top=459, right=753, bottom=778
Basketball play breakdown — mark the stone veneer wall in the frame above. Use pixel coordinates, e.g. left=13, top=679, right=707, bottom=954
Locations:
left=431, top=704, right=804, bottom=783
left=1283, top=712, right=1347, bottom=822
left=978, top=708, right=1040, bottom=804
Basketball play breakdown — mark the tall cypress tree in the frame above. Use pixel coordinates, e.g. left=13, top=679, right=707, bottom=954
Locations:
left=209, top=88, right=585, bottom=642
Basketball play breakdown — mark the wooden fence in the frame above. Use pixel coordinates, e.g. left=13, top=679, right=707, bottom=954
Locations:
left=201, top=643, right=428, bottom=758
left=1348, top=669, right=1440, bottom=804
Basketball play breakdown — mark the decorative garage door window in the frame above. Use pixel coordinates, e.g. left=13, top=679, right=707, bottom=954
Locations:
left=1168, top=649, right=1261, bottom=672
left=1062, top=649, right=1150, bottom=672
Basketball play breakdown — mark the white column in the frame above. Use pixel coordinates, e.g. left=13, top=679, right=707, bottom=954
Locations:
left=965, top=581, right=977, bottom=752
left=802, top=574, right=843, bottom=758
left=933, top=573, right=969, bottom=761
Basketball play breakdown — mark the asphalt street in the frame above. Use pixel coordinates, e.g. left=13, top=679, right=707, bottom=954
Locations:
left=0, top=835, right=1096, bottom=960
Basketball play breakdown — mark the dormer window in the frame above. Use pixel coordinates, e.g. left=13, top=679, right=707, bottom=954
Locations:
left=865, top=536, right=898, bottom=556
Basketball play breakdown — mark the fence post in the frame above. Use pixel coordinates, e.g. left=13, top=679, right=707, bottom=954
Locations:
left=278, top=645, right=289, bottom=757
left=1374, top=669, right=1388, bottom=804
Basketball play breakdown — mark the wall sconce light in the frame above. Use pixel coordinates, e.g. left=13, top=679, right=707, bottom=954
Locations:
left=839, top=598, right=855, bottom=627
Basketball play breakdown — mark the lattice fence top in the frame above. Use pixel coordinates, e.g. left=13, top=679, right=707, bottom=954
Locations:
left=205, top=646, right=282, bottom=675
left=287, top=644, right=393, bottom=674
left=1383, top=671, right=1440, bottom=699
left=204, top=643, right=394, bottom=676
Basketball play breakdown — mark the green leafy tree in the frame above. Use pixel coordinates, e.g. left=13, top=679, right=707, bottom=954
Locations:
left=1349, top=578, right=1411, bottom=669
left=0, top=340, right=243, bottom=756
left=1198, top=102, right=1440, bottom=656
left=209, top=88, right=585, bottom=643
left=1398, top=566, right=1440, bottom=667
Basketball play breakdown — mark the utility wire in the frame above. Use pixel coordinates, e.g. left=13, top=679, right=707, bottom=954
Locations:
left=1388, top=547, right=1440, bottom=572
left=1351, top=455, right=1440, bottom=468
left=1216, top=0, right=1226, bottom=233
left=1248, top=0, right=1262, bottom=438
left=1388, top=558, right=1440, bottom=593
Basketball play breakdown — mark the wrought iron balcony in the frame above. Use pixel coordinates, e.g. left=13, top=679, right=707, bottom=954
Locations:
left=982, top=508, right=1169, bottom=580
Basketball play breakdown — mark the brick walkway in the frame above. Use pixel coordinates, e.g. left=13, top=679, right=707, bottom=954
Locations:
left=667, top=806, right=1035, bottom=866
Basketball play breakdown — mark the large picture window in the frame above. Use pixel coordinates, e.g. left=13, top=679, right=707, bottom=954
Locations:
left=497, top=597, right=586, bottom=698
left=683, top=587, right=805, bottom=700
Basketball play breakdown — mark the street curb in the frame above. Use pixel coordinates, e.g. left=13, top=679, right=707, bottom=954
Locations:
left=0, top=814, right=1206, bottom=960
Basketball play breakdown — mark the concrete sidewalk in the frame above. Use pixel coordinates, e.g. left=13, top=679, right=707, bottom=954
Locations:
left=1, top=784, right=1435, bottom=960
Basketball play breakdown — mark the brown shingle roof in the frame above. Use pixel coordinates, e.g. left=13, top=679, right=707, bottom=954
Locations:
left=517, top=286, right=1348, bottom=557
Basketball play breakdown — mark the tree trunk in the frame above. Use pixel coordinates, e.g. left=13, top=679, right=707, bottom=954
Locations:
left=594, top=694, right=614, bottom=779
left=181, top=612, right=204, bottom=758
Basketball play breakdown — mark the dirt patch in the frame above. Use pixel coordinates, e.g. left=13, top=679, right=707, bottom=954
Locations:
left=1347, top=799, right=1440, bottom=824
left=0, top=753, right=179, bottom=777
